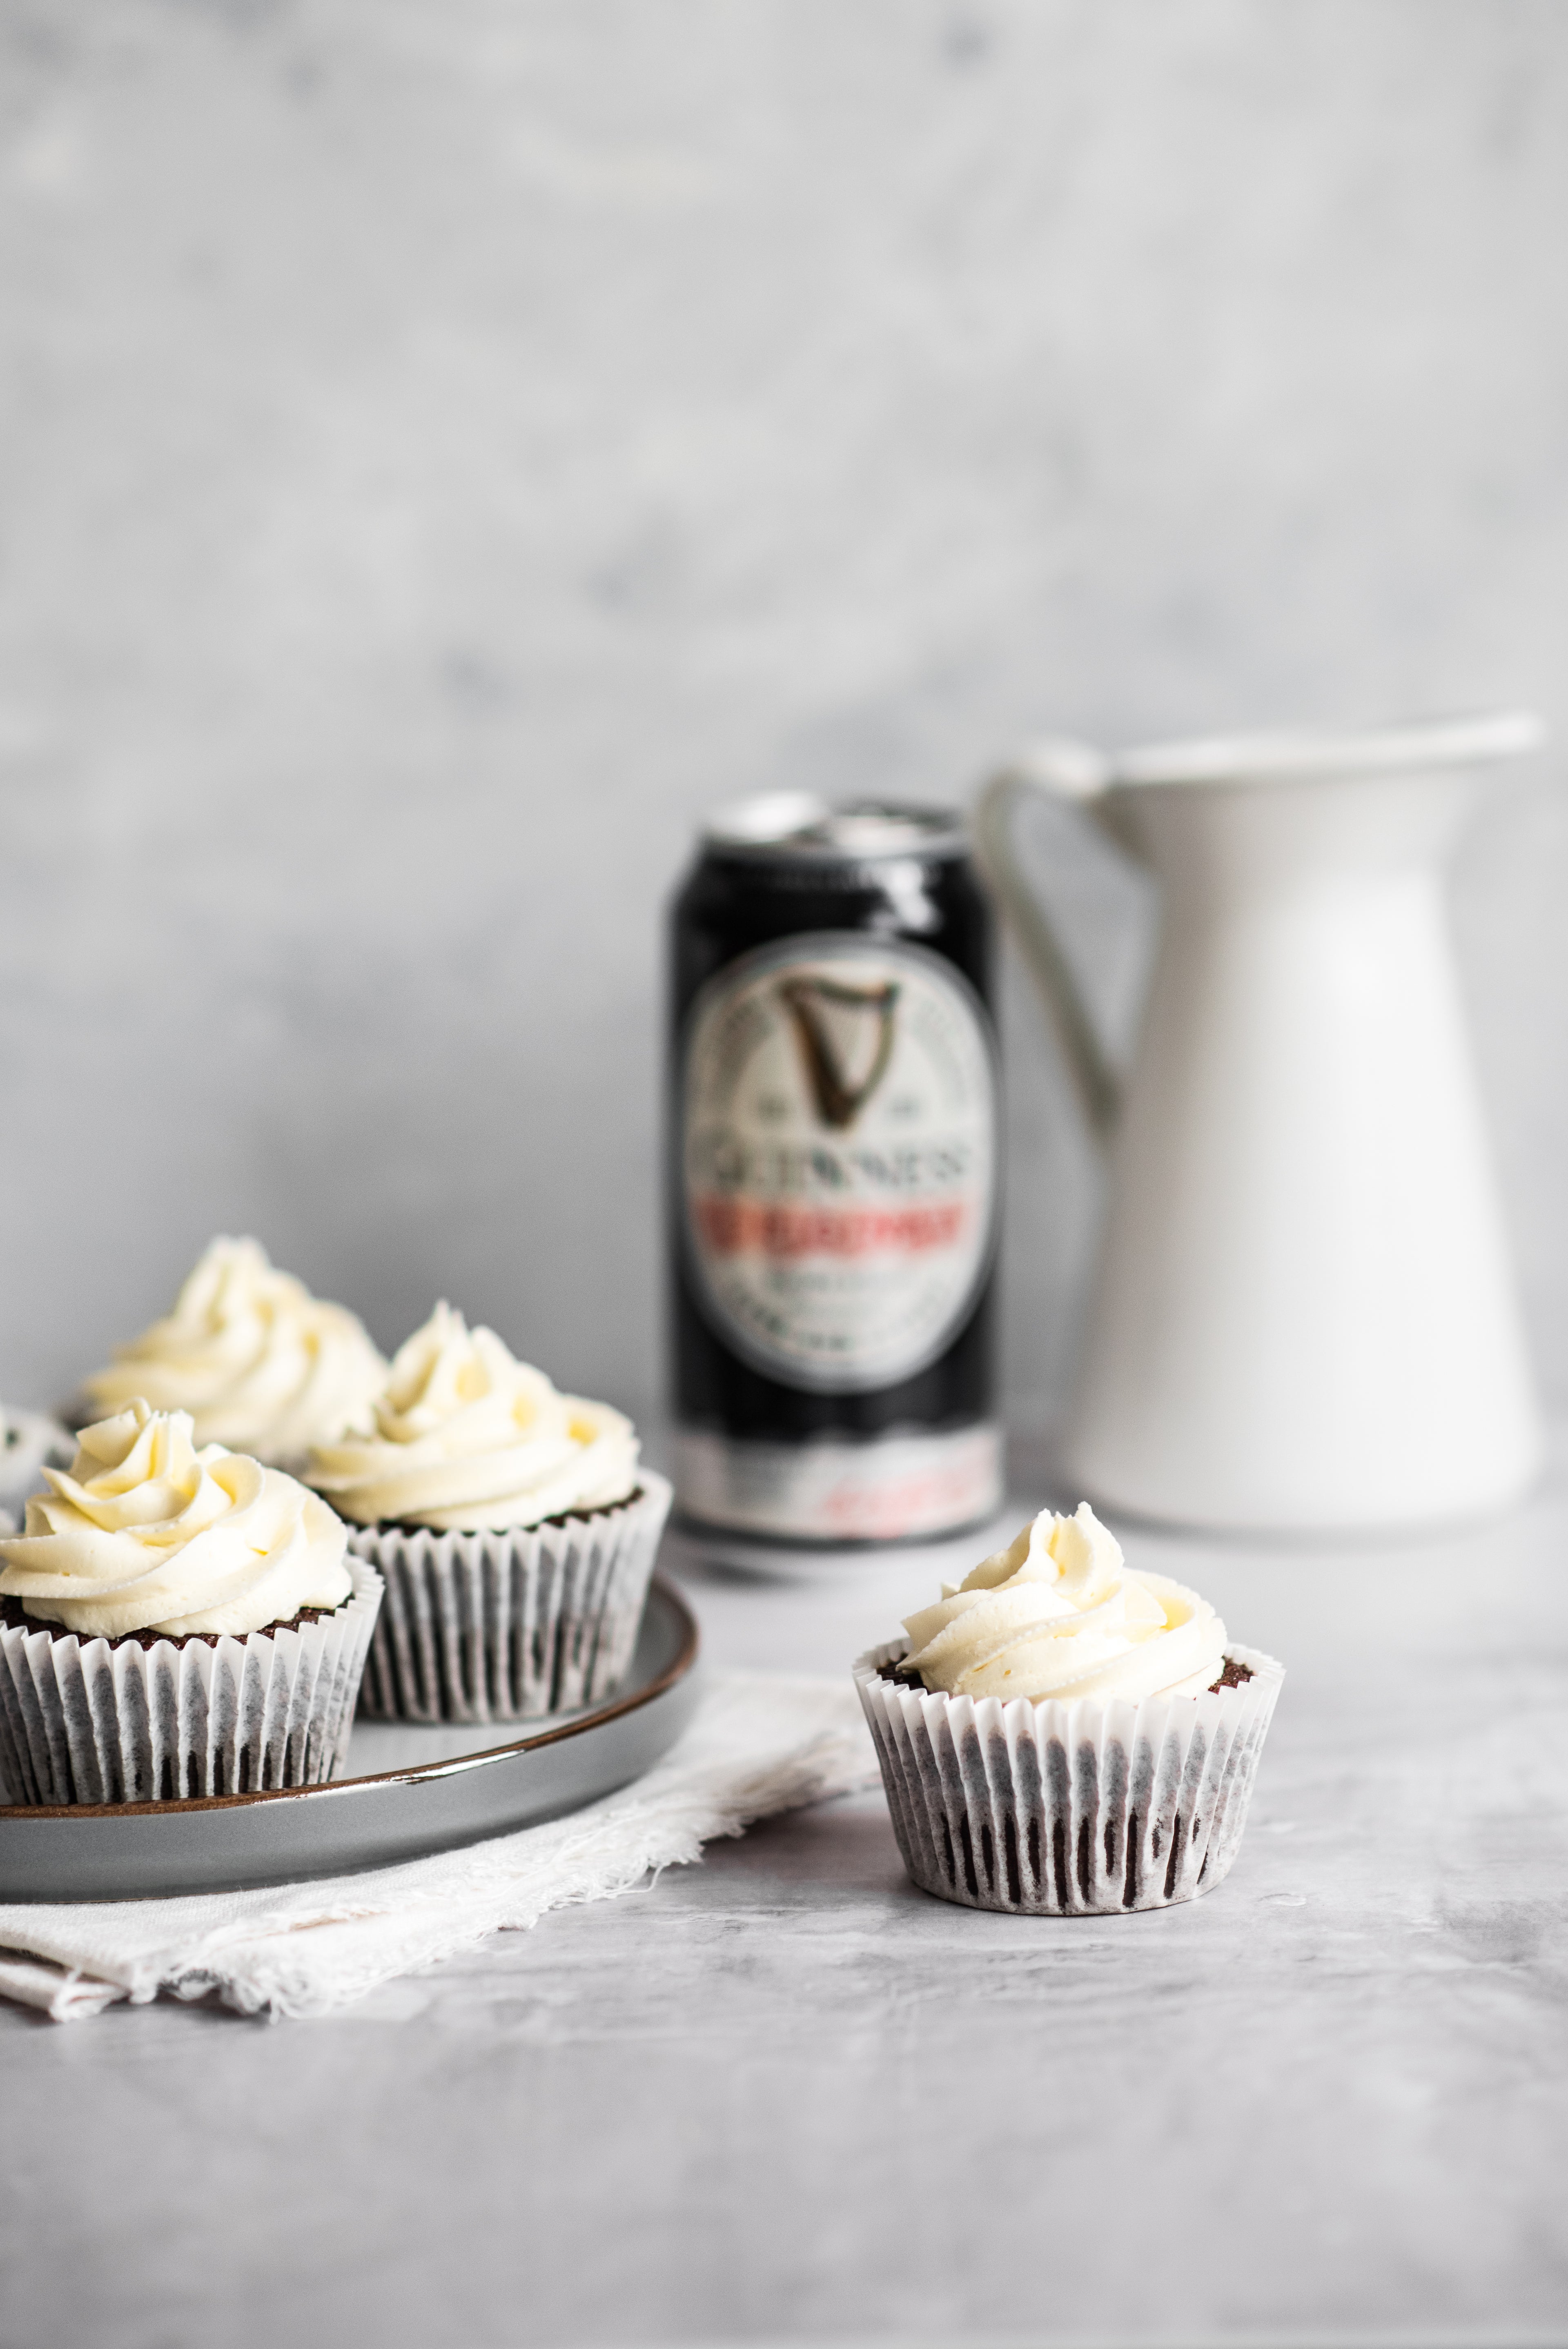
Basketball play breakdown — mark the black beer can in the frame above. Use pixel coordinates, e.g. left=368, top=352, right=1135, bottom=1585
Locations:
left=668, top=793, right=1002, bottom=1544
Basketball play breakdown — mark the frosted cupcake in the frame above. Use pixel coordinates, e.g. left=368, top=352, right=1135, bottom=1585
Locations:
left=854, top=1502, right=1283, bottom=1915
left=80, top=1236, right=387, bottom=1470
left=0, top=1401, right=381, bottom=1804
left=308, top=1303, right=672, bottom=1722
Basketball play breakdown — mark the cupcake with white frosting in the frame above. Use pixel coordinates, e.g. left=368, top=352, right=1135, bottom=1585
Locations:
left=80, top=1236, right=387, bottom=1470
left=0, top=1401, right=381, bottom=1803
left=309, top=1303, right=671, bottom=1721
left=855, top=1502, right=1283, bottom=1915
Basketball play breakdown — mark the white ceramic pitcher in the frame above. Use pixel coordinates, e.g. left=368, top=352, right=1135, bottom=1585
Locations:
left=976, top=712, right=1545, bottom=1534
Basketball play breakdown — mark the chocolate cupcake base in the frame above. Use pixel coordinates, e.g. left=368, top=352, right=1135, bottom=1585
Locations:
left=349, top=1472, right=672, bottom=1723
left=0, top=1560, right=383, bottom=1806
left=855, top=1639, right=1284, bottom=1915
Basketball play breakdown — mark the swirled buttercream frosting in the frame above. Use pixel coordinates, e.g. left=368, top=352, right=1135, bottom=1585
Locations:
left=307, top=1303, right=639, bottom=1533
left=82, top=1237, right=387, bottom=1467
left=899, top=1502, right=1227, bottom=1703
left=0, top=1401, right=353, bottom=1639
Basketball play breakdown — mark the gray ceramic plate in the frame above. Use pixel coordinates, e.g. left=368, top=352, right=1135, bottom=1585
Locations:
left=0, top=1576, right=700, bottom=1904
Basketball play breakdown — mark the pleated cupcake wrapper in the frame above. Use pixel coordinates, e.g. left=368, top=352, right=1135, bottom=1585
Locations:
left=349, top=1471, right=673, bottom=1723
left=0, top=1560, right=383, bottom=1807
left=855, top=1639, right=1284, bottom=1915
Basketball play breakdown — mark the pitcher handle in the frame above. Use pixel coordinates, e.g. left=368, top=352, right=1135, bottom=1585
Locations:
left=973, top=740, right=1121, bottom=1144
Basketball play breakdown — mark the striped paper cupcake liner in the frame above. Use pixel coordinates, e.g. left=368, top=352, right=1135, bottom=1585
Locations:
left=0, top=1559, right=383, bottom=1806
left=854, top=1639, right=1284, bottom=1915
left=349, top=1472, right=672, bottom=1723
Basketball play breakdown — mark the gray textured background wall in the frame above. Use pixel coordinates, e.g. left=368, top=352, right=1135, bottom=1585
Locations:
left=2, top=0, right=1566, bottom=1440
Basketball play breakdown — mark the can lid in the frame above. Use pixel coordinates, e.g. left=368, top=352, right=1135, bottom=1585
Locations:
left=702, top=793, right=968, bottom=862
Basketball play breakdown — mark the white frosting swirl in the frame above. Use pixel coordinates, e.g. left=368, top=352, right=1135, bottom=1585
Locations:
left=900, top=1503, right=1227, bottom=1703
left=83, top=1237, right=388, bottom=1467
left=0, top=1402, right=352, bottom=1639
left=307, top=1303, right=639, bottom=1533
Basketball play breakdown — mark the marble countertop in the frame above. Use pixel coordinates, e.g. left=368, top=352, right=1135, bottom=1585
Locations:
left=2, top=1463, right=1566, bottom=2349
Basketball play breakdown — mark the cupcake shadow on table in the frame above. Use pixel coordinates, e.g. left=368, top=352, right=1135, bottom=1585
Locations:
left=307, top=1304, right=671, bottom=1724
left=855, top=1501, right=1283, bottom=1916
left=0, top=1402, right=381, bottom=1804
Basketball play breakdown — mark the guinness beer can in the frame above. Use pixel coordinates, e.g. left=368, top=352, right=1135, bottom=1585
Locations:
left=669, top=793, right=1002, bottom=1544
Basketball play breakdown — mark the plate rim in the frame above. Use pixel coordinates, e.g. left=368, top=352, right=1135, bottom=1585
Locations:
left=0, top=1573, right=700, bottom=1826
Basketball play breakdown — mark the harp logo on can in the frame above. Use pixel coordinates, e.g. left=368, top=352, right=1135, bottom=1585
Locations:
left=681, top=932, right=998, bottom=1394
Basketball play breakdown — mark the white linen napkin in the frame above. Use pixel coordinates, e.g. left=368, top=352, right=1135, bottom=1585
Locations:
left=0, top=1670, right=876, bottom=2024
